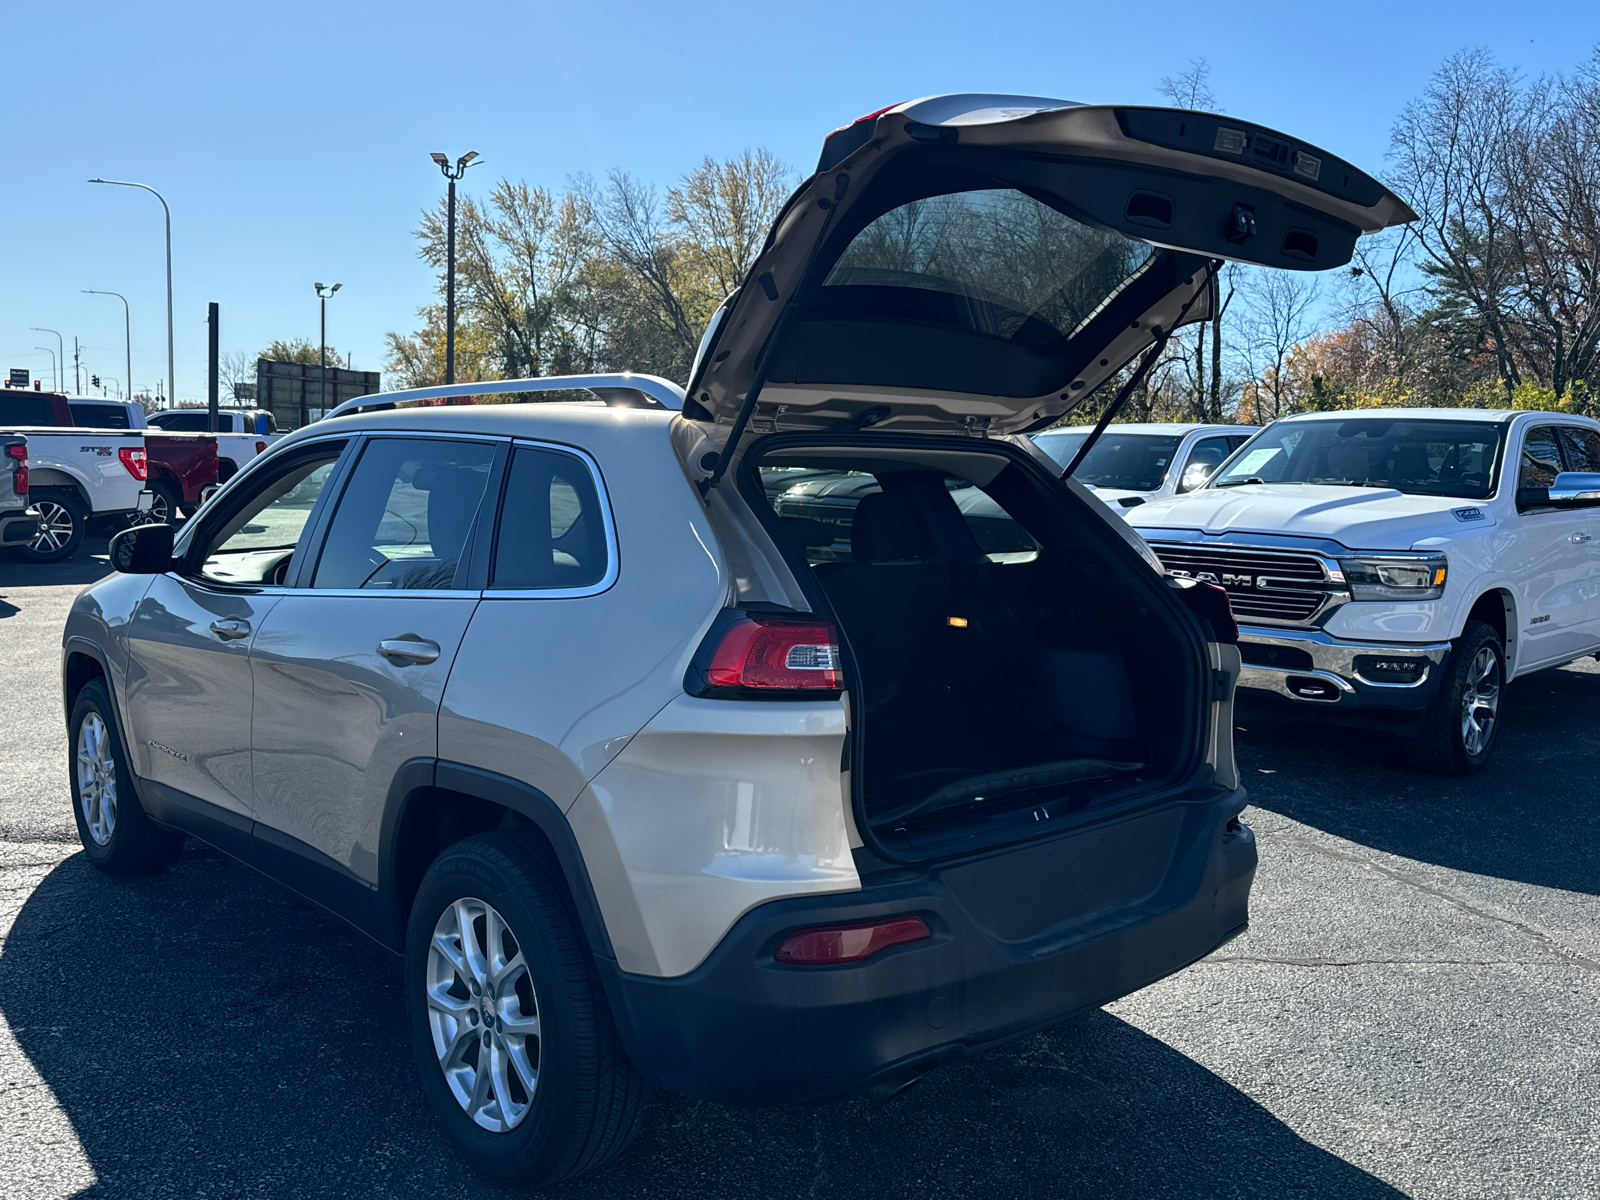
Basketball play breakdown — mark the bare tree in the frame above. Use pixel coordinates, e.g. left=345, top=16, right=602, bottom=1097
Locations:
left=1158, top=58, right=1218, bottom=111
left=1241, top=272, right=1321, bottom=421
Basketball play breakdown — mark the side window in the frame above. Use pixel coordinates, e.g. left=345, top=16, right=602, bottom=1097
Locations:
left=1519, top=426, right=1564, bottom=489
left=195, top=443, right=347, bottom=586
left=490, top=446, right=610, bottom=590
left=1558, top=427, right=1600, bottom=474
left=1177, top=436, right=1233, bottom=492
left=152, top=412, right=209, bottom=432
left=313, top=438, right=495, bottom=591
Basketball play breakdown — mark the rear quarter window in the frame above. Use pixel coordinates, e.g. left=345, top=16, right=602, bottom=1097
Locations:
left=489, top=446, right=611, bottom=591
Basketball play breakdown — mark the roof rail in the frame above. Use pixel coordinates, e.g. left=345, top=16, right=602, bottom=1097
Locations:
left=321, top=373, right=685, bottom=422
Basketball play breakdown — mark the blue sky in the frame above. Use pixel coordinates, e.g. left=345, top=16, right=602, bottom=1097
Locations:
left=3, top=0, right=1593, bottom=402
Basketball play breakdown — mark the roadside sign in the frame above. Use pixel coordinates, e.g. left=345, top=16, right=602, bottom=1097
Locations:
left=7, top=369, right=28, bottom=387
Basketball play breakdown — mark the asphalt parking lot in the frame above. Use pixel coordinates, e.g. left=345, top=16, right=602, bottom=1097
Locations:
left=3, top=542, right=1597, bottom=1200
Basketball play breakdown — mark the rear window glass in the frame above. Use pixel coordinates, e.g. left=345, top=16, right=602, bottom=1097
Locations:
left=489, top=446, right=610, bottom=590
left=70, top=402, right=132, bottom=429
left=0, top=395, right=56, bottom=425
left=761, top=467, right=1040, bottom=566
left=150, top=411, right=210, bottom=431
left=822, top=189, right=1156, bottom=347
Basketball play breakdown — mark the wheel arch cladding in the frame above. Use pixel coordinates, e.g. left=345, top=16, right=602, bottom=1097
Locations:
left=378, top=760, right=617, bottom=962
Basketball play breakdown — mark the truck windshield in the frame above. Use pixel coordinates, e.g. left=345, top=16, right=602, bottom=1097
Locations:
left=1211, top=419, right=1504, bottom=500
left=1032, top=430, right=1183, bottom=491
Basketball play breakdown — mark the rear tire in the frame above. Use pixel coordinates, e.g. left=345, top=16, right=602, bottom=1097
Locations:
left=405, top=830, right=649, bottom=1188
left=1400, top=619, right=1504, bottom=775
left=16, top=491, right=86, bottom=562
left=68, top=680, right=184, bottom=873
left=146, top=480, right=180, bottom=525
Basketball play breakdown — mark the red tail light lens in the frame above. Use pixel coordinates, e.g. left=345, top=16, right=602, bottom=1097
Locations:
left=704, top=616, right=842, bottom=691
left=256, top=440, right=267, bottom=454
left=6, top=443, right=26, bottom=494
left=774, top=916, right=930, bottom=965
left=117, top=446, right=148, bottom=481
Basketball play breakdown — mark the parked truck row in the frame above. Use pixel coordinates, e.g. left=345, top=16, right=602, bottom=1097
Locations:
left=0, top=385, right=283, bottom=561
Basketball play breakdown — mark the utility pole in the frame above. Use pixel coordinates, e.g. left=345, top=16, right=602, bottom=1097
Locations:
left=429, top=151, right=479, bottom=385
left=83, top=291, right=132, bottom=414
left=31, top=329, right=63, bottom=391
left=88, top=179, right=174, bottom=405
left=207, top=302, right=220, bottom=432
left=74, top=337, right=82, bottom=394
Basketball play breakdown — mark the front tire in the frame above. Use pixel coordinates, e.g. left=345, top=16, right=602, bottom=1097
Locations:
left=405, top=831, right=649, bottom=1188
left=1401, top=619, right=1505, bottom=775
left=17, top=491, right=86, bottom=562
left=68, top=680, right=185, bottom=873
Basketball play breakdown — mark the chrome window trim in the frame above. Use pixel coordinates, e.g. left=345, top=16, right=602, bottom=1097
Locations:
left=478, top=437, right=620, bottom=601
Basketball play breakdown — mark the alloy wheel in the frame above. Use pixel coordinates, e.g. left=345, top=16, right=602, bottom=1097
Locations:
left=29, top=500, right=75, bottom=554
left=76, top=713, right=118, bottom=846
left=147, top=490, right=171, bottom=523
left=426, top=897, right=542, bottom=1132
left=1459, top=645, right=1500, bottom=758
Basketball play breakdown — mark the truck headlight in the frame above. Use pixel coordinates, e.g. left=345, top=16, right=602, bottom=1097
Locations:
left=1335, top=554, right=1448, bottom=601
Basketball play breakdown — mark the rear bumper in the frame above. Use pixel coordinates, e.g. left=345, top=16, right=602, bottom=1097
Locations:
left=605, top=784, right=1254, bottom=1106
left=0, top=512, right=37, bottom=544
left=1236, top=625, right=1450, bottom=712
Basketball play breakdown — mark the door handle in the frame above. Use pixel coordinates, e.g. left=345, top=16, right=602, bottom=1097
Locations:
left=209, top=618, right=251, bottom=640
left=1573, top=532, right=1593, bottom=544
left=377, top=638, right=440, bottom=664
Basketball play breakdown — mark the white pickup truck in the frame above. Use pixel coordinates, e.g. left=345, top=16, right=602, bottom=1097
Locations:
left=145, top=406, right=282, bottom=479
left=0, top=390, right=153, bottom=561
left=1129, top=407, right=1600, bottom=773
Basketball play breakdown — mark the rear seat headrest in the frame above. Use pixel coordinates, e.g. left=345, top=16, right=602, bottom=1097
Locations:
left=851, top=490, right=936, bottom=563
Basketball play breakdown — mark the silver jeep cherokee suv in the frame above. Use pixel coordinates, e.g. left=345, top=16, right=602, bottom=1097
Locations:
left=62, top=96, right=1409, bottom=1186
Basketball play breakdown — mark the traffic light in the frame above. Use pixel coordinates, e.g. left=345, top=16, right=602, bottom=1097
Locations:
left=91, top=375, right=101, bottom=388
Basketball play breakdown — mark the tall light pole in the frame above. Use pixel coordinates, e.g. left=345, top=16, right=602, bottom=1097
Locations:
left=83, top=290, right=131, bottom=411
left=429, top=151, right=480, bottom=385
left=88, top=178, right=173, bottom=405
left=30, top=329, right=63, bottom=392
left=32, top=347, right=57, bottom=390
left=315, top=282, right=341, bottom=418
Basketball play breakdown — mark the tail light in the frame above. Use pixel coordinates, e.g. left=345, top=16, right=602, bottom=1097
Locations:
left=774, top=916, right=930, bottom=965
left=255, top=441, right=267, bottom=454
left=118, top=446, right=148, bottom=481
left=690, top=610, right=842, bottom=695
left=6, top=443, right=26, bottom=494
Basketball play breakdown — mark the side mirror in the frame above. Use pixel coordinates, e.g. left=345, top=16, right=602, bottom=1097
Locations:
left=109, top=522, right=176, bottom=574
left=1548, top=472, right=1600, bottom=505
left=1177, top=462, right=1213, bottom=493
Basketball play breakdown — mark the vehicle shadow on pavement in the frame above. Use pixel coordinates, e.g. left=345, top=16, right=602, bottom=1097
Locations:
left=0, top=537, right=114, bottom=589
left=0, top=847, right=1401, bottom=1199
left=1237, top=659, right=1600, bottom=895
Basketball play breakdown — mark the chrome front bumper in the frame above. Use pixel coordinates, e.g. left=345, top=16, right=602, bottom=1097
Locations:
left=1236, top=625, right=1452, bottom=708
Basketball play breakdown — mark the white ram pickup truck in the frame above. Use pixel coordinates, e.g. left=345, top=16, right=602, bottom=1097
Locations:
left=1130, top=407, right=1600, bottom=773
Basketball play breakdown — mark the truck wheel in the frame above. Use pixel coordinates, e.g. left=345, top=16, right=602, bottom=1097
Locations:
left=405, top=831, right=650, bottom=1188
left=68, top=681, right=185, bottom=874
left=1401, top=619, right=1505, bottom=776
left=146, top=480, right=180, bottom=525
left=16, top=492, right=86, bottom=562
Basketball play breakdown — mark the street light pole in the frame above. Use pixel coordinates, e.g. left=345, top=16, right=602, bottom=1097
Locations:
left=30, top=329, right=63, bottom=391
left=314, top=282, right=342, bottom=419
left=32, top=347, right=56, bottom=390
left=429, top=151, right=480, bottom=386
left=88, top=178, right=173, bottom=405
left=83, top=290, right=132, bottom=411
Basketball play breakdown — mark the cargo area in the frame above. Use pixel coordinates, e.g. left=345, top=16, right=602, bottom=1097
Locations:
left=751, top=440, right=1205, bottom=855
